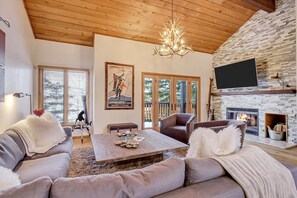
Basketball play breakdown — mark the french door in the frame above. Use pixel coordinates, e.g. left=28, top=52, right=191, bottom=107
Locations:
left=142, top=73, right=200, bottom=131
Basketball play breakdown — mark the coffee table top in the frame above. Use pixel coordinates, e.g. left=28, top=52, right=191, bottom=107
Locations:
left=91, top=129, right=188, bottom=164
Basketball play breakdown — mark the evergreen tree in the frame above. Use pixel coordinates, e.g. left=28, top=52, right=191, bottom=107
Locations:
left=43, top=78, right=64, bottom=121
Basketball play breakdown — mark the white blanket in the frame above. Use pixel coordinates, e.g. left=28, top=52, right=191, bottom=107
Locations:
left=7, top=112, right=66, bottom=156
left=212, top=145, right=297, bottom=198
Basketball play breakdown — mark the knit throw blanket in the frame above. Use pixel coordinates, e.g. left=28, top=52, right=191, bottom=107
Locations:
left=7, top=113, right=66, bottom=156
left=212, top=145, right=297, bottom=198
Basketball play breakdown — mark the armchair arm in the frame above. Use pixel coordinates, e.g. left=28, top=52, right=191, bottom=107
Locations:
left=160, top=114, right=177, bottom=131
left=193, top=120, right=229, bottom=130
left=186, top=115, right=197, bottom=133
left=63, top=126, right=72, bottom=138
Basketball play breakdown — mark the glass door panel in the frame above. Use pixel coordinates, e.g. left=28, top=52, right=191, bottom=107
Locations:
left=191, top=81, right=198, bottom=120
left=158, top=78, right=172, bottom=127
left=143, top=77, right=153, bottom=128
left=191, top=81, right=198, bottom=114
left=175, top=80, right=187, bottom=113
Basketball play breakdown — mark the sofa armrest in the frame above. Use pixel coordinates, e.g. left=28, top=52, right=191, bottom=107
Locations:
left=63, top=127, right=72, bottom=138
left=186, top=115, right=196, bottom=133
left=160, top=114, right=177, bottom=131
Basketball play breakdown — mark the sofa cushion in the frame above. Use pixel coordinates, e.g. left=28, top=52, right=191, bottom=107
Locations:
left=185, top=158, right=226, bottom=186
left=25, top=135, right=73, bottom=160
left=51, top=174, right=128, bottom=198
left=117, top=158, right=185, bottom=198
left=14, top=153, right=70, bottom=183
left=0, top=176, right=52, bottom=198
left=0, top=131, right=25, bottom=170
left=155, top=176, right=244, bottom=198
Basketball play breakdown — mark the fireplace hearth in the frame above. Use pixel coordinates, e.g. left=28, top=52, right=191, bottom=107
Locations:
left=226, top=107, right=259, bottom=136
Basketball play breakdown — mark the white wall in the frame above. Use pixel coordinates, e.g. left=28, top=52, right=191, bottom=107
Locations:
left=0, top=0, right=35, bottom=132
left=93, top=34, right=213, bottom=133
left=33, top=39, right=94, bottom=120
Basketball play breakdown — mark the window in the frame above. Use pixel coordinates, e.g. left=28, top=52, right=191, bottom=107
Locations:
left=38, top=66, right=89, bottom=124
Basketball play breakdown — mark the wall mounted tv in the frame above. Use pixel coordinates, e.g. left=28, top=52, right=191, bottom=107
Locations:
left=214, top=58, right=258, bottom=89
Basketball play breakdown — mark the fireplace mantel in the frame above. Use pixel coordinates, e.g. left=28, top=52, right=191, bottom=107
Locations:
left=211, top=89, right=296, bottom=96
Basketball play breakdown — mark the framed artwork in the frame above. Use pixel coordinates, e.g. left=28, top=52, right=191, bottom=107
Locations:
left=0, top=29, right=5, bottom=102
left=105, top=62, right=134, bottom=110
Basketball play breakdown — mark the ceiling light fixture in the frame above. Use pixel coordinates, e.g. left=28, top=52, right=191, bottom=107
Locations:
left=153, top=0, right=192, bottom=58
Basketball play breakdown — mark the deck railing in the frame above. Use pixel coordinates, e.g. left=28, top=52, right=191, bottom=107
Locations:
left=144, top=102, right=197, bottom=122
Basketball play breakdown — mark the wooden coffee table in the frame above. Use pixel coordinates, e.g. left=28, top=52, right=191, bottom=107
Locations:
left=91, top=129, right=188, bottom=167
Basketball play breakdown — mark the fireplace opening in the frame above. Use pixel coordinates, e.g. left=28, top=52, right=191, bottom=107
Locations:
left=226, top=107, right=259, bottom=136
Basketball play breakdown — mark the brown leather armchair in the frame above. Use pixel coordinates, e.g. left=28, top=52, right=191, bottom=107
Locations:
left=193, top=120, right=247, bottom=147
left=160, top=113, right=196, bottom=144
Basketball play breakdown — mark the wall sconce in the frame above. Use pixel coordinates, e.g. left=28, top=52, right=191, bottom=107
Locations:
left=13, top=92, right=32, bottom=114
left=0, top=17, right=10, bottom=28
left=271, top=73, right=290, bottom=90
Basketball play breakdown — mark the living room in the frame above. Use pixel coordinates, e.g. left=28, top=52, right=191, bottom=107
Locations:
left=0, top=0, right=297, bottom=197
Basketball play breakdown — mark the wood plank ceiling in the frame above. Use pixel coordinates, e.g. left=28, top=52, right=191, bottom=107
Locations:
left=23, top=0, right=275, bottom=54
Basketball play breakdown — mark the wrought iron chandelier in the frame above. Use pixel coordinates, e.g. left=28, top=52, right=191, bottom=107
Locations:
left=153, top=0, right=192, bottom=58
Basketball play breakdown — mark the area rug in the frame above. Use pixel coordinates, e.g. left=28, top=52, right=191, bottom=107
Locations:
left=68, top=147, right=186, bottom=177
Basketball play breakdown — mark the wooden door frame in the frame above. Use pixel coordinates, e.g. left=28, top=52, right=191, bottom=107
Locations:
left=141, top=72, right=201, bottom=130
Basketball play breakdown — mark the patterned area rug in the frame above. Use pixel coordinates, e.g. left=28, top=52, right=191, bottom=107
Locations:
left=68, top=147, right=186, bottom=177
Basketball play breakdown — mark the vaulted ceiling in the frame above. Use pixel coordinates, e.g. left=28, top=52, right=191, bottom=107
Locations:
left=23, top=0, right=275, bottom=54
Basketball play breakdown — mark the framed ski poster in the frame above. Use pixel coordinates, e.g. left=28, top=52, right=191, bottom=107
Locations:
left=105, top=62, right=134, bottom=110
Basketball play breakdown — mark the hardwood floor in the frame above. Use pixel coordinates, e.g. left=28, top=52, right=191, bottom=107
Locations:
left=244, top=140, right=297, bottom=166
left=73, top=136, right=297, bottom=166
left=73, top=136, right=92, bottom=149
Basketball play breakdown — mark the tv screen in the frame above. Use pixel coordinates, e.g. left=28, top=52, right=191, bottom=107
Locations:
left=214, top=58, right=258, bottom=89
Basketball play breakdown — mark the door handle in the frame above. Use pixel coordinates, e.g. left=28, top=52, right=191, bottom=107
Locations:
left=174, top=104, right=177, bottom=110
left=171, top=104, right=173, bottom=111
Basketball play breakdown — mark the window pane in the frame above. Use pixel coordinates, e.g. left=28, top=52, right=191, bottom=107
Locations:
left=43, top=70, right=64, bottom=122
left=68, top=71, right=87, bottom=123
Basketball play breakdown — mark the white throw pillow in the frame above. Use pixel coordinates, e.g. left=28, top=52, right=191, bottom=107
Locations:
left=0, top=166, right=21, bottom=191
left=26, top=112, right=66, bottom=152
left=187, top=125, right=241, bottom=158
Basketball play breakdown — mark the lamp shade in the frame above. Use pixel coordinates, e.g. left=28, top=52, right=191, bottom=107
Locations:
left=13, top=92, right=32, bottom=114
left=13, top=92, right=26, bottom=98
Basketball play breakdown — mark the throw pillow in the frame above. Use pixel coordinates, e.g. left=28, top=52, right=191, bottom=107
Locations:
left=187, top=125, right=241, bottom=158
left=26, top=112, right=66, bottom=153
left=0, top=166, right=20, bottom=191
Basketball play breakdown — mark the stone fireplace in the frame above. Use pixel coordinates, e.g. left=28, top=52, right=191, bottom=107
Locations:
left=211, top=0, right=297, bottom=147
left=226, top=108, right=259, bottom=136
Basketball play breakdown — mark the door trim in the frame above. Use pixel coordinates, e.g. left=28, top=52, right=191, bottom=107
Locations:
left=141, top=72, right=201, bottom=130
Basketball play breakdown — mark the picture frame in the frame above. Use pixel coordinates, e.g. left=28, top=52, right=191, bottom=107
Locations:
left=105, top=62, right=134, bottom=110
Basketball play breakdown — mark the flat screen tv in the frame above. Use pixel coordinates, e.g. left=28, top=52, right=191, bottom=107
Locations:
left=214, top=58, right=258, bottom=89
